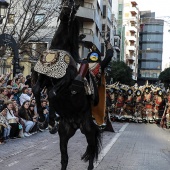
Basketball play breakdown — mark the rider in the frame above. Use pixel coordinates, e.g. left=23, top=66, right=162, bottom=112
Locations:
left=74, top=41, right=114, bottom=128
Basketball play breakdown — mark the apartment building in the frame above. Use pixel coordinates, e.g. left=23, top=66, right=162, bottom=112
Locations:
left=138, top=11, right=164, bottom=85
left=117, top=0, right=140, bottom=80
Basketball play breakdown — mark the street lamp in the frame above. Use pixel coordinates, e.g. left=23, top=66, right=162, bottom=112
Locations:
left=0, top=0, right=9, bottom=24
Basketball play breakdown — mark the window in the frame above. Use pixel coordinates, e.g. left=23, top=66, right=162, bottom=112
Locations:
left=8, top=14, right=15, bottom=24
left=34, top=14, right=45, bottom=24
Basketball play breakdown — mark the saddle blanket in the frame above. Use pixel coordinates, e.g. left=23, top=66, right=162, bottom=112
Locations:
left=34, top=50, right=71, bottom=78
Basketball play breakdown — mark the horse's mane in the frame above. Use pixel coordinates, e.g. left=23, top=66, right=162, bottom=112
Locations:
left=50, top=17, right=80, bottom=62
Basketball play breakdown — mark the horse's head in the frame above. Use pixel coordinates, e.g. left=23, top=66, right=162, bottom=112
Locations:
left=59, top=0, right=79, bottom=23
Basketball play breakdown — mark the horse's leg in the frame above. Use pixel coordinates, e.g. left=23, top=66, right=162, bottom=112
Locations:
left=58, top=121, right=77, bottom=170
left=81, top=115, right=101, bottom=170
left=48, top=101, right=59, bottom=134
left=32, top=74, right=47, bottom=129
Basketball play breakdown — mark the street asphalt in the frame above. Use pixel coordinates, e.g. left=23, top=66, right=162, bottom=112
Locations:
left=0, top=122, right=170, bottom=170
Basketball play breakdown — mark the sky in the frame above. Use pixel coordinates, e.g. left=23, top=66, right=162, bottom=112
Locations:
left=137, top=0, right=170, bottom=70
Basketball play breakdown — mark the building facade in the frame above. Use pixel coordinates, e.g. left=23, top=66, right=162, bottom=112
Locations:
left=138, top=11, right=164, bottom=85
left=117, top=0, right=140, bottom=80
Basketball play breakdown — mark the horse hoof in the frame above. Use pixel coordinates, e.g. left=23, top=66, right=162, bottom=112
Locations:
left=38, top=121, right=48, bottom=130
left=49, top=122, right=59, bottom=134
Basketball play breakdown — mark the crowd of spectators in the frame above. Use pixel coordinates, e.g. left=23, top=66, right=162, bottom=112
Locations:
left=0, top=71, right=49, bottom=144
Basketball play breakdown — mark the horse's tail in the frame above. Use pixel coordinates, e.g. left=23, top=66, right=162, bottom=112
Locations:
left=81, top=121, right=102, bottom=162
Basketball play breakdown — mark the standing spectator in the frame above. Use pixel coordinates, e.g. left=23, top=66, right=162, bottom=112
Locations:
left=20, top=77, right=27, bottom=90
left=6, top=101, right=20, bottom=139
left=18, top=101, right=35, bottom=137
left=12, top=87, right=20, bottom=105
left=19, top=87, right=33, bottom=105
left=25, top=75, right=32, bottom=88
left=0, top=88, right=9, bottom=103
left=0, top=108, right=11, bottom=141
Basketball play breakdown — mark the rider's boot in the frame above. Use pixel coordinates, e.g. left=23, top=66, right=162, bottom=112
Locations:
left=70, top=60, right=89, bottom=94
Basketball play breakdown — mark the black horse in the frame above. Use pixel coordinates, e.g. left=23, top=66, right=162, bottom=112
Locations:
left=32, top=1, right=101, bottom=170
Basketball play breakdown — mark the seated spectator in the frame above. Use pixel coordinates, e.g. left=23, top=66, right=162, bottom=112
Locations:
left=19, top=87, right=33, bottom=106
left=18, top=101, right=35, bottom=137
left=6, top=101, right=20, bottom=139
left=0, top=107, right=11, bottom=141
left=12, top=87, right=20, bottom=105
left=12, top=99, right=25, bottom=138
left=0, top=88, right=9, bottom=103
left=41, top=99, right=49, bottom=123
left=31, top=99, right=38, bottom=116
left=29, top=104, right=38, bottom=133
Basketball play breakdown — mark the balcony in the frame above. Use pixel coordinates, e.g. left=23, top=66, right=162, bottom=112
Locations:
left=76, top=3, right=94, bottom=21
left=130, top=7, right=138, bottom=15
left=129, top=65, right=135, bottom=70
left=126, top=55, right=135, bottom=61
left=127, top=45, right=136, bottom=51
left=126, top=36, right=136, bottom=42
left=129, top=26, right=137, bottom=33
left=130, top=0, right=138, bottom=6
left=130, top=17, right=137, bottom=24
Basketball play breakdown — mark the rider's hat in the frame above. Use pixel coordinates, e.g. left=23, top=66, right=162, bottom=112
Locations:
left=87, top=45, right=101, bottom=63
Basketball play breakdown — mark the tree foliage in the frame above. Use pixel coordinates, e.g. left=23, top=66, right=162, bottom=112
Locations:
left=0, top=0, right=60, bottom=59
left=109, top=61, right=134, bottom=85
left=159, top=67, right=170, bottom=88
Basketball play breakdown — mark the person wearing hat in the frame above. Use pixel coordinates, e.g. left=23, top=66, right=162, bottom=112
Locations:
left=88, top=42, right=113, bottom=128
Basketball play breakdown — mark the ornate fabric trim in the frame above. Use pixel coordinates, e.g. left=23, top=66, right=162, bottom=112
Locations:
left=34, top=50, right=71, bottom=78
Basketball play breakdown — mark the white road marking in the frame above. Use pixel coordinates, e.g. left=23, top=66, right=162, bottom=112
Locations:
left=7, top=161, right=19, bottom=167
left=0, top=159, right=3, bottom=162
left=94, top=123, right=129, bottom=169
